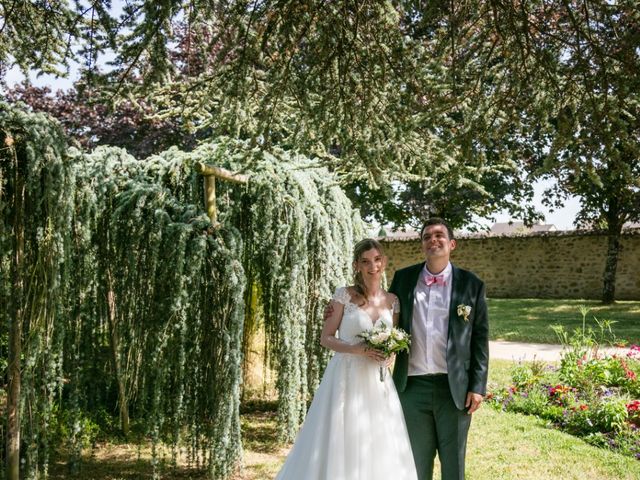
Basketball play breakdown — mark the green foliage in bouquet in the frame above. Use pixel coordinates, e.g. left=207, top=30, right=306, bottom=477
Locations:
left=357, top=323, right=411, bottom=357
left=358, top=324, right=411, bottom=381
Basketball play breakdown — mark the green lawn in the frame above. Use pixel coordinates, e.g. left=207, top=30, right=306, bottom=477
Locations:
left=50, top=359, right=640, bottom=479
left=263, top=359, right=640, bottom=480
left=47, top=302, right=640, bottom=480
left=462, top=406, right=640, bottom=480
left=488, top=298, right=640, bottom=344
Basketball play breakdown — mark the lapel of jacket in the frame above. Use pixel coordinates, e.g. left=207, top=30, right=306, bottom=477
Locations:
left=401, top=262, right=425, bottom=334
left=448, top=264, right=464, bottom=342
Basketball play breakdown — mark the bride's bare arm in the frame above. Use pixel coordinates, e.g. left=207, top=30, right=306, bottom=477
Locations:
left=320, top=301, right=385, bottom=361
left=320, top=301, right=356, bottom=353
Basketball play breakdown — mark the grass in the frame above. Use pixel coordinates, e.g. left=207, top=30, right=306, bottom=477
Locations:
left=43, top=298, right=640, bottom=478
left=51, top=359, right=640, bottom=479
left=488, top=298, right=640, bottom=344
left=463, top=406, right=640, bottom=480
left=268, top=359, right=640, bottom=479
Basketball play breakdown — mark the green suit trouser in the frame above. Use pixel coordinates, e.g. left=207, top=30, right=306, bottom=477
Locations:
left=398, top=374, right=472, bottom=480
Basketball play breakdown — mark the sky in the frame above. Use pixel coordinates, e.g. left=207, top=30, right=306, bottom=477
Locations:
left=488, top=179, right=581, bottom=230
left=4, top=67, right=581, bottom=231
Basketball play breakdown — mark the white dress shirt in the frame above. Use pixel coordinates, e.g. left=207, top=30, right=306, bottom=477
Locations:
left=408, top=262, right=453, bottom=376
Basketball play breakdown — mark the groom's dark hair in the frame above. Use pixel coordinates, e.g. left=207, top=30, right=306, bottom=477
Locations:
left=420, top=217, right=455, bottom=240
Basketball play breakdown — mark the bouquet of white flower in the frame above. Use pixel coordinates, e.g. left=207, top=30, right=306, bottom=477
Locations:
left=357, top=323, right=411, bottom=381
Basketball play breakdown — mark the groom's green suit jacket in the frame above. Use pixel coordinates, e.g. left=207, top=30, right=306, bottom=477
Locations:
left=389, top=262, right=489, bottom=410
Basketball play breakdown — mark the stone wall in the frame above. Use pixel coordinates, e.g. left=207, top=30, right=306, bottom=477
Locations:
left=380, top=230, right=640, bottom=300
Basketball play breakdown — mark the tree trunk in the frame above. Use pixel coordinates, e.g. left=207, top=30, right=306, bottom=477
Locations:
left=602, top=224, right=622, bottom=304
left=7, top=149, right=24, bottom=480
left=106, top=270, right=130, bottom=437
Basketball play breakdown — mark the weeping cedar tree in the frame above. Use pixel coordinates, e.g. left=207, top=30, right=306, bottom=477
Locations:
left=0, top=103, right=247, bottom=480
left=0, top=102, right=362, bottom=479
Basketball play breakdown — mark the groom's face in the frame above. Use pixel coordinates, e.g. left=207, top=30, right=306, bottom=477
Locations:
left=421, top=224, right=456, bottom=260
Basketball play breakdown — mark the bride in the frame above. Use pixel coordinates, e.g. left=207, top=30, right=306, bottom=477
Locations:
left=275, top=238, right=418, bottom=480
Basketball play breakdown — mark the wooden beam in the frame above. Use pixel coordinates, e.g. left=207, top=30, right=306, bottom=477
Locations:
left=194, top=162, right=249, bottom=184
left=195, top=162, right=249, bottom=224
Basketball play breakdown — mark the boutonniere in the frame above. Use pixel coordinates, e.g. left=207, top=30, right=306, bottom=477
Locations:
left=457, top=304, right=472, bottom=322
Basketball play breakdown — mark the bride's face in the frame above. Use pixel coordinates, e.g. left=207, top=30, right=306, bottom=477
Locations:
left=354, top=248, right=386, bottom=281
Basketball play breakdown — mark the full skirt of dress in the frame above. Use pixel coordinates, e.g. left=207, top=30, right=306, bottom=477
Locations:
left=275, top=352, right=418, bottom=480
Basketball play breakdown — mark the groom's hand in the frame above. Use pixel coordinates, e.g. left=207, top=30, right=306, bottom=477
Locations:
left=465, top=392, right=483, bottom=414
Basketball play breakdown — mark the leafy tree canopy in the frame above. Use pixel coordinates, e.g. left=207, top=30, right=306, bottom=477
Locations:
left=484, top=0, right=640, bottom=302
left=4, top=1, right=636, bottom=235
left=3, top=1, right=551, bottom=230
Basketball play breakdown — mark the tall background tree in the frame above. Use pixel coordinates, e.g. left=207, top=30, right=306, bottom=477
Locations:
left=490, top=0, right=640, bottom=303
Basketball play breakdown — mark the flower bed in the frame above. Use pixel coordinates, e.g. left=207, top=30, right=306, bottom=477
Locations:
left=488, top=313, right=640, bottom=460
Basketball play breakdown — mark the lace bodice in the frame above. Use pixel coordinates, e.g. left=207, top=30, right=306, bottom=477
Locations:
left=332, top=287, right=399, bottom=344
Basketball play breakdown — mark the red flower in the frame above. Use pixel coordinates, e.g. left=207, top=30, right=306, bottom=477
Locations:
left=620, top=358, right=638, bottom=381
left=627, top=400, right=640, bottom=413
left=627, top=345, right=640, bottom=358
left=550, top=384, right=571, bottom=396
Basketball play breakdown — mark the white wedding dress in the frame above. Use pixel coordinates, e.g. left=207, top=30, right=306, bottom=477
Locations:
left=275, top=287, right=418, bottom=480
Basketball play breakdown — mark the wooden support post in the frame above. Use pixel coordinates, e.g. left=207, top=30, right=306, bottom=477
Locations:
left=7, top=134, right=22, bottom=480
left=194, top=162, right=249, bottom=225
left=204, top=174, right=217, bottom=224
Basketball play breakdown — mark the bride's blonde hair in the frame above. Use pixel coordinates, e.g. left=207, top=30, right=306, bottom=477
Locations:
left=352, top=238, right=385, bottom=303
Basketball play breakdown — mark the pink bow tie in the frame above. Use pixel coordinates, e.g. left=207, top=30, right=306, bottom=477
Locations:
left=424, top=274, right=446, bottom=286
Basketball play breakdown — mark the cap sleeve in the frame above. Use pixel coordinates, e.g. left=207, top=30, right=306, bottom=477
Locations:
left=332, top=287, right=351, bottom=305
left=392, top=295, right=400, bottom=314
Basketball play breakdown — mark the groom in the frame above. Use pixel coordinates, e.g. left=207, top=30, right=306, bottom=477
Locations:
left=389, top=217, right=489, bottom=480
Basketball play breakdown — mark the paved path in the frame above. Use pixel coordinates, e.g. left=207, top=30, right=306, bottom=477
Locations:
left=489, top=340, right=629, bottom=362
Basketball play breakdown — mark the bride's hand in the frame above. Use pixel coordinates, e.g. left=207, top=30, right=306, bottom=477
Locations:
left=385, top=353, right=395, bottom=368
left=355, top=343, right=386, bottom=362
